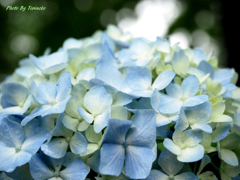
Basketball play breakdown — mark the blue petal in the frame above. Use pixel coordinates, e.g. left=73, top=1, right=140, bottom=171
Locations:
left=184, top=101, right=212, bottom=123
left=126, top=110, right=156, bottom=148
left=192, top=48, right=206, bottom=64
left=125, top=66, right=152, bottom=91
left=41, top=95, right=71, bottom=116
left=29, top=154, right=54, bottom=180
left=197, top=61, right=214, bottom=79
left=102, top=118, right=133, bottom=144
left=159, top=94, right=183, bottom=114
left=158, top=149, right=183, bottom=176
left=1, top=141, right=36, bottom=173
left=1, top=82, right=31, bottom=108
left=55, top=72, right=72, bottom=102
left=99, top=144, right=125, bottom=176
left=60, top=158, right=90, bottom=180
left=191, top=123, right=212, bottom=133
left=152, top=70, right=175, bottom=90
left=37, top=82, right=57, bottom=104
left=21, top=105, right=51, bottom=126
left=70, top=131, right=88, bottom=154
left=166, top=83, right=183, bottom=99
left=212, top=124, right=231, bottom=142
left=183, top=95, right=208, bottom=107
left=141, top=170, right=168, bottom=180
left=77, top=106, right=94, bottom=124
left=51, top=114, right=73, bottom=137
left=163, top=138, right=181, bottom=156
left=43, top=63, right=68, bottom=74
left=86, top=150, right=100, bottom=173
left=21, top=127, right=50, bottom=155
left=174, top=172, right=199, bottom=180
left=84, top=85, right=112, bottom=115
left=41, top=138, right=68, bottom=158
left=0, top=118, right=25, bottom=147
left=181, top=75, right=199, bottom=98
left=151, top=89, right=161, bottom=113
left=177, top=144, right=204, bottom=162
left=125, top=146, right=155, bottom=179
left=93, top=108, right=111, bottom=133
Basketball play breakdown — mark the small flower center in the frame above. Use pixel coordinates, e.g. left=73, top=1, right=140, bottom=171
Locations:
left=66, top=137, right=71, bottom=142
left=93, top=113, right=98, bottom=118
left=78, top=116, right=82, bottom=121
left=50, top=101, right=56, bottom=106
left=15, top=146, right=21, bottom=153
left=181, top=144, right=186, bottom=149
left=123, top=141, right=129, bottom=148
left=19, top=103, right=24, bottom=108
left=54, top=171, right=60, bottom=177
left=180, top=96, right=187, bottom=101
left=147, top=86, right=153, bottom=91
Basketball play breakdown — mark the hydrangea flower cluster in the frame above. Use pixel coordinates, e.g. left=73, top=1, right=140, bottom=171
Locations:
left=0, top=25, right=240, bottom=180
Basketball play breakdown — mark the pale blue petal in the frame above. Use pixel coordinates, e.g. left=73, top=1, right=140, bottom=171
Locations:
left=184, top=101, right=212, bottom=123
left=166, top=83, right=183, bottom=99
left=221, top=149, right=238, bottom=166
left=21, top=105, right=51, bottom=126
left=29, top=154, right=54, bottom=180
left=138, top=97, right=152, bottom=109
left=193, top=48, right=206, bottom=64
left=70, top=131, right=88, bottom=154
left=1, top=82, right=31, bottom=108
left=93, top=108, right=111, bottom=133
left=95, top=65, right=123, bottom=90
left=197, top=61, right=214, bottom=78
left=142, top=170, right=168, bottom=180
left=183, top=129, right=203, bottom=147
left=0, top=118, right=25, bottom=147
left=163, top=138, right=181, bottom=156
left=174, top=172, right=199, bottom=180
left=126, top=110, right=156, bottom=148
left=76, top=68, right=95, bottom=81
left=21, top=127, right=50, bottom=155
left=125, top=146, right=155, bottom=179
left=113, top=92, right=133, bottom=106
left=156, top=125, right=168, bottom=138
left=213, top=69, right=233, bottom=85
left=0, top=107, right=22, bottom=116
left=151, top=89, right=161, bottom=113
left=42, top=95, right=71, bottom=116
left=125, top=66, right=152, bottom=91
left=158, top=149, right=183, bottom=176
left=99, top=144, right=125, bottom=176
left=41, top=138, right=68, bottom=159
left=0, top=142, right=18, bottom=172
left=177, top=144, right=204, bottom=162
left=5, top=163, right=33, bottom=180
left=128, top=90, right=153, bottom=98
left=183, top=95, right=208, bottom=107
left=84, top=86, right=112, bottom=115
left=212, top=124, right=231, bottom=143
left=191, top=123, right=212, bottom=133
left=174, top=107, right=189, bottom=131
left=62, top=152, right=78, bottom=167
left=103, top=119, right=132, bottom=145
left=42, top=63, right=68, bottom=74
left=77, top=106, right=94, bottom=124
left=159, top=94, right=183, bottom=114
left=51, top=113, right=73, bottom=137
left=60, top=158, right=90, bottom=180
left=152, top=70, right=175, bottom=90
left=86, top=150, right=100, bottom=173
left=37, top=82, right=56, bottom=104
left=21, top=95, right=33, bottom=114
left=24, top=118, right=39, bottom=136
left=181, top=75, right=199, bottom=98
left=39, top=115, right=55, bottom=132
left=55, top=72, right=72, bottom=102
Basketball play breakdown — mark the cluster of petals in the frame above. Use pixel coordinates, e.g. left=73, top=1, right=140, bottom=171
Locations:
left=0, top=24, right=240, bottom=180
